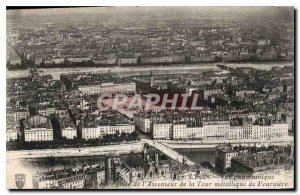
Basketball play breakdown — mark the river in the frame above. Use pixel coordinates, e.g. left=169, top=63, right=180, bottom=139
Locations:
left=175, top=148, right=215, bottom=165
left=6, top=62, right=293, bottom=80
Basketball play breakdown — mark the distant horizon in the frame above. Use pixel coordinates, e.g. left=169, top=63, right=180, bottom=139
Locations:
left=7, top=6, right=294, bottom=22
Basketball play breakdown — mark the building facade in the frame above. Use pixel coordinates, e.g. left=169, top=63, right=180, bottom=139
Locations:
left=24, top=115, right=54, bottom=142
left=82, top=124, right=135, bottom=140
left=6, top=129, right=18, bottom=141
left=215, top=146, right=239, bottom=173
left=151, top=119, right=288, bottom=141
left=25, top=128, right=53, bottom=142
left=62, top=127, right=77, bottom=139
left=153, top=123, right=172, bottom=139
left=78, top=83, right=136, bottom=95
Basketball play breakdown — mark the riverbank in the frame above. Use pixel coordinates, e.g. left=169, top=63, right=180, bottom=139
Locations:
left=6, top=141, right=144, bottom=160
left=159, top=137, right=294, bottom=149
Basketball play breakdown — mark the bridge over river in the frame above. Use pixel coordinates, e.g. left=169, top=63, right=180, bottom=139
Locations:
left=141, top=138, right=195, bottom=166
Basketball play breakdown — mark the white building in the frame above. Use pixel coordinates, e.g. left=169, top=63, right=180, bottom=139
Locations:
left=14, top=111, right=29, bottom=122
left=24, top=115, right=54, bottom=142
left=173, top=124, right=203, bottom=140
left=25, top=128, right=53, bottom=142
left=153, top=123, right=172, bottom=139
left=93, top=58, right=116, bottom=65
left=141, top=56, right=173, bottom=64
left=62, top=127, right=77, bottom=139
left=67, top=57, right=91, bottom=63
left=202, top=120, right=230, bottom=141
left=118, top=58, right=137, bottom=65
left=82, top=126, right=103, bottom=140
left=228, top=126, right=240, bottom=140
left=51, top=58, right=65, bottom=64
left=252, top=123, right=289, bottom=140
left=149, top=115, right=289, bottom=141
left=109, top=124, right=135, bottom=134
left=82, top=124, right=135, bottom=140
left=78, top=82, right=136, bottom=95
left=6, top=129, right=18, bottom=141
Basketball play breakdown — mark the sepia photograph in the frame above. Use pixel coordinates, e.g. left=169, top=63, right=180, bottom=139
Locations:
left=5, top=6, right=295, bottom=190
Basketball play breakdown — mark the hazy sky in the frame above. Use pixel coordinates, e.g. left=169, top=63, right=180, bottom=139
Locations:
left=7, top=7, right=294, bottom=22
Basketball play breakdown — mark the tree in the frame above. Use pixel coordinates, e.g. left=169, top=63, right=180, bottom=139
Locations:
left=130, top=131, right=138, bottom=140
left=184, top=56, right=191, bottom=63
left=137, top=56, right=142, bottom=65
left=120, top=131, right=127, bottom=139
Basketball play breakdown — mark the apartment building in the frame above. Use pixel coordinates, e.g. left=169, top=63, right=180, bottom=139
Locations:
left=78, top=83, right=136, bottom=95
